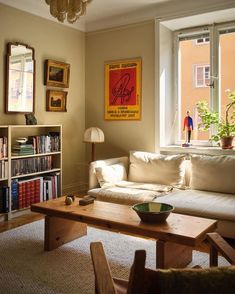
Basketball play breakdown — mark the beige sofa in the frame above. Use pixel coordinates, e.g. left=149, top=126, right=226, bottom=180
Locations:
left=88, top=151, right=235, bottom=239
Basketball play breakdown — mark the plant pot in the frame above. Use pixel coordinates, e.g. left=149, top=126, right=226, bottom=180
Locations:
left=220, top=136, right=234, bottom=149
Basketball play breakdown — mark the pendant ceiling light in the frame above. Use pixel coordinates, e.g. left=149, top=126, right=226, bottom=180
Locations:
left=45, top=0, right=92, bottom=24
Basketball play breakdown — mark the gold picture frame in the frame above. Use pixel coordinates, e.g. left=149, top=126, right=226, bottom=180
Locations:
left=104, top=58, right=142, bottom=120
left=46, top=90, right=67, bottom=112
left=44, top=59, right=70, bottom=88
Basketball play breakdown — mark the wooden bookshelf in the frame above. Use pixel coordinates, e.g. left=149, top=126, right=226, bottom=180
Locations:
left=0, top=125, right=62, bottom=221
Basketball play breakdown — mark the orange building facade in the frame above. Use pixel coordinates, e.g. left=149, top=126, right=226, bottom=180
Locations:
left=179, top=32, right=235, bottom=141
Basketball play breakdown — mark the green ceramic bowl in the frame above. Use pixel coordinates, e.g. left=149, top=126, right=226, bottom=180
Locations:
left=132, top=202, right=174, bottom=223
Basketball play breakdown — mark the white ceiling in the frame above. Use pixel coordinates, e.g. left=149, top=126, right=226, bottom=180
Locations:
left=0, top=0, right=235, bottom=32
left=0, top=0, right=171, bottom=32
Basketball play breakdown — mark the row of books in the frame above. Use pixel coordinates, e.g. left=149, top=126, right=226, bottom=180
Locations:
left=27, top=133, right=60, bottom=154
left=11, top=155, right=53, bottom=177
left=11, top=173, right=61, bottom=210
left=0, top=160, right=8, bottom=179
left=12, top=144, right=35, bottom=156
left=0, top=137, right=7, bottom=159
left=0, top=186, right=9, bottom=213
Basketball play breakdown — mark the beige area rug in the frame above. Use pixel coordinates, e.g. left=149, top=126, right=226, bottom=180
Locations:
left=0, top=220, right=230, bottom=294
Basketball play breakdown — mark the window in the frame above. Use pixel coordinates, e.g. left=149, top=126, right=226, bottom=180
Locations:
left=195, top=37, right=209, bottom=45
left=175, top=23, right=235, bottom=145
left=195, top=65, right=210, bottom=87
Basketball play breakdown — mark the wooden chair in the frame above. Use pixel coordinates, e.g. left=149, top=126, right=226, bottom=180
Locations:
left=90, top=234, right=235, bottom=294
left=207, top=232, right=235, bottom=266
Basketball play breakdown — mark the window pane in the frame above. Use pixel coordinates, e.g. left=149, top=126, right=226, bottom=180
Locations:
left=179, top=37, right=210, bottom=142
left=219, top=31, right=235, bottom=121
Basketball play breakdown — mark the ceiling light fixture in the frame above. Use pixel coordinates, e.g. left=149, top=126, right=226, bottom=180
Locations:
left=45, top=0, right=92, bottom=24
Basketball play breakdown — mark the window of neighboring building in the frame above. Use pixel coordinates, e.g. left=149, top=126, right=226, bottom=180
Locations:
left=195, top=65, right=210, bottom=87
left=195, top=37, right=210, bottom=45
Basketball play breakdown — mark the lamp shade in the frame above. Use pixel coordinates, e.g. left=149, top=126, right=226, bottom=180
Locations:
left=83, top=127, right=104, bottom=143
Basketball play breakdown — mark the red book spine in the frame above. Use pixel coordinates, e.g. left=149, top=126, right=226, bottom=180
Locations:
left=25, top=181, right=31, bottom=207
left=22, top=182, right=26, bottom=208
left=34, top=179, right=41, bottom=203
left=18, top=182, right=23, bottom=209
left=29, top=180, right=35, bottom=205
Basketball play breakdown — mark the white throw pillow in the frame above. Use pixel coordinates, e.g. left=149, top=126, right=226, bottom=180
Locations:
left=128, top=151, right=185, bottom=187
left=95, top=163, right=127, bottom=187
left=190, top=154, right=235, bottom=194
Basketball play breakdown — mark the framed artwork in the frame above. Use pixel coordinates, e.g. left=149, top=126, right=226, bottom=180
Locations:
left=44, top=59, right=70, bottom=88
left=46, top=90, right=67, bottom=112
left=104, top=58, right=142, bottom=120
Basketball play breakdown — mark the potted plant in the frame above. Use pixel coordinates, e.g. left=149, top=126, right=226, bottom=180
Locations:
left=196, top=90, right=235, bottom=149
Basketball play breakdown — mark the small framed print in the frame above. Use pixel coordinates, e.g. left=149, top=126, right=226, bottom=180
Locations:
left=46, top=90, right=67, bottom=112
left=44, top=59, right=70, bottom=88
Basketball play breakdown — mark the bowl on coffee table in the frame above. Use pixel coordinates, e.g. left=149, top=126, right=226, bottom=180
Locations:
left=132, top=202, right=174, bottom=223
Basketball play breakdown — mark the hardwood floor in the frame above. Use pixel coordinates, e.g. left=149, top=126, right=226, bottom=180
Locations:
left=0, top=212, right=43, bottom=233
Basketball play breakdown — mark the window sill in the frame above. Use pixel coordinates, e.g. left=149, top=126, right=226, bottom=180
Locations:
left=160, top=145, right=235, bottom=156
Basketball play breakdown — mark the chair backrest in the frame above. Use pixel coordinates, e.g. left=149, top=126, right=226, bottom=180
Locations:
left=127, top=250, right=235, bottom=294
left=207, top=232, right=235, bottom=266
left=90, top=241, right=235, bottom=294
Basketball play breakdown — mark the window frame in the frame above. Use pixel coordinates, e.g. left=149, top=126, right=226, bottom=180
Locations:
left=173, top=21, right=235, bottom=147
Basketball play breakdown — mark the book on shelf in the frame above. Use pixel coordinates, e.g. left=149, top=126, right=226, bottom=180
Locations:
left=0, top=186, right=9, bottom=213
left=10, top=172, right=61, bottom=209
left=0, top=160, right=8, bottom=179
left=11, top=143, right=35, bottom=156
left=3, top=137, right=7, bottom=158
left=11, top=155, right=53, bottom=176
left=17, top=177, right=43, bottom=209
left=11, top=180, right=18, bottom=210
left=0, top=137, right=8, bottom=159
left=27, top=134, right=60, bottom=154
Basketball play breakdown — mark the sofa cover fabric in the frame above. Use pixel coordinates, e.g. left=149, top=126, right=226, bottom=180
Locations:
left=88, top=152, right=235, bottom=239
left=128, top=151, right=186, bottom=187
left=95, top=163, right=127, bottom=187
left=88, top=180, right=173, bottom=205
left=190, top=154, right=235, bottom=195
left=158, top=189, right=235, bottom=222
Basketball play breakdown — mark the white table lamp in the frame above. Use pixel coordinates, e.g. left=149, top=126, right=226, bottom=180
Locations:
left=83, top=127, right=104, bottom=161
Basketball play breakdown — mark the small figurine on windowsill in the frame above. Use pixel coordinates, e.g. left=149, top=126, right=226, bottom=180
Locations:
left=182, top=110, right=193, bottom=147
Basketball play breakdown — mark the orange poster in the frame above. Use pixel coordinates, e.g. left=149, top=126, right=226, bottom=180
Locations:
left=104, top=58, right=141, bottom=120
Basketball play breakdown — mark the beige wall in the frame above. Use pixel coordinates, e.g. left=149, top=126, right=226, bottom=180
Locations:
left=85, top=22, right=155, bottom=160
left=0, top=4, right=86, bottom=193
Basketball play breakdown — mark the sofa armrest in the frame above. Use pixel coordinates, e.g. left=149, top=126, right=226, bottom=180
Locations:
left=89, top=156, right=129, bottom=189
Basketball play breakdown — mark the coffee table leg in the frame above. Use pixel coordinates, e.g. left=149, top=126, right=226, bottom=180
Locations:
left=156, top=240, right=192, bottom=269
left=44, top=215, right=87, bottom=251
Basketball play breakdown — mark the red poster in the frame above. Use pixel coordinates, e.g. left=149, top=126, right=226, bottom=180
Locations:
left=105, top=59, right=141, bottom=120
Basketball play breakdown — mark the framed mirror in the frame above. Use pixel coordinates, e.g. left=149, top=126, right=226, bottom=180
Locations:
left=5, top=42, right=35, bottom=113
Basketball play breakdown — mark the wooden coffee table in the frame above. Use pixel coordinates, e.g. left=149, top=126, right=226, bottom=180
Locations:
left=31, top=196, right=217, bottom=269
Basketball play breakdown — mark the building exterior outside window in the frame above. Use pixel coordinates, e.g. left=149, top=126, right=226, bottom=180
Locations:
left=176, top=24, right=235, bottom=144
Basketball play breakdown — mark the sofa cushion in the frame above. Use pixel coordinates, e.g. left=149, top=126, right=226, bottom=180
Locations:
left=157, top=189, right=235, bottom=222
left=128, top=151, right=185, bottom=187
left=116, top=181, right=173, bottom=193
left=190, top=154, right=235, bottom=194
left=95, top=163, right=127, bottom=187
left=88, top=186, right=158, bottom=205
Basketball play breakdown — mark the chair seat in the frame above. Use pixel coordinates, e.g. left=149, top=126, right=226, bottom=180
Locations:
left=113, top=278, right=128, bottom=294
